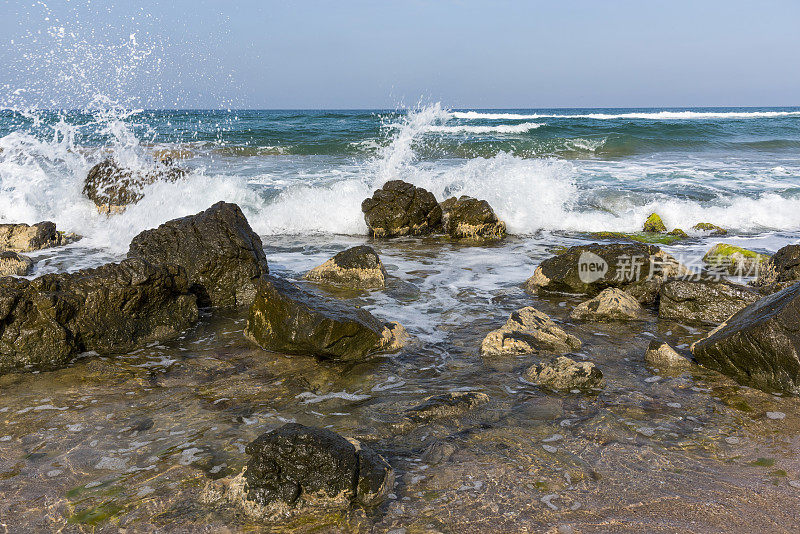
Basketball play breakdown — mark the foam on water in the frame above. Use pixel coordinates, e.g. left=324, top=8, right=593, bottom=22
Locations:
left=452, top=110, right=800, bottom=120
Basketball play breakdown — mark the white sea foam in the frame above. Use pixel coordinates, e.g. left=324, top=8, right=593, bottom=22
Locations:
left=452, top=110, right=800, bottom=120
left=426, top=122, right=544, bottom=134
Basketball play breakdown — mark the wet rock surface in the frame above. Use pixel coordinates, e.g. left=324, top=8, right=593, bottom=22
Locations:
left=692, top=282, right=800, bottom=393
left=523, top=356, right=604, bottom=391
left=83, top=158, right=187, bottom=214
left=128, top=201, right=268, bottom=308
left=526, top=242, right=687, bottom=304
left=703, top=243, right=770, bottom=275
left=0, top=221, right=73, bottom=252
left=244, top=277, right=405, bottom=361
left=439, top=195, right=506, bottom=240
left=0, top=251, right=33, bottom=276
left=0, top=258, right=197, bottom=374
left=645, top=340, right=692, bottom=370
left=642, top=213, right=667, bottom=233
left=361, top=180, right=442, bottom=237
left=404, top=391, right=490, bottom=423
left=570, top=288, right=645, bottom=322
left=304, top=245, right=387, bottom=289
left=754, top=244, right=800, bottom=294
left=481, top=306, right=581, bottom=357
left=232, top=424, right=393, bottom=517
left=659, top=278, right=761, bottom=326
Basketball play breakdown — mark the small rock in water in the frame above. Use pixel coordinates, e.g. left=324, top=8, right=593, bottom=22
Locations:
left=645, top=340, right=692, bottom=370
left=524, top=356, right=604, bottom=391
left=0, top=251, right=34, bottom=276
left=304, top=245, right=388, bottom=289
left=481, top=307, right=581, bottom=357
left=766, top=411, right=786, bottom=420
left=570, top=288, right=646, bottom=322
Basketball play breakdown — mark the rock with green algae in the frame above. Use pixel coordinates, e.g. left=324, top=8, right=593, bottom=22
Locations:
left=643, top=213, right=667, bottom=233
left=590, top=231, right=687, bottom=245
left=702, top=243, right=770, bottom=275
left=668, top=228, right=688, bottom=238
left=692, top=222, right=727, bottom=235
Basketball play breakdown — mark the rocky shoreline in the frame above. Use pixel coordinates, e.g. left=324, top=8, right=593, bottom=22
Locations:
left=2, top=172, right=800, bottom=530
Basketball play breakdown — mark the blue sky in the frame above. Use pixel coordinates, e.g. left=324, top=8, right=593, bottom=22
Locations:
left=2, top=0, right=799, bottom=109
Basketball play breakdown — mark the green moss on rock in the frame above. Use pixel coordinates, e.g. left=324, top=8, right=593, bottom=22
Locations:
left=643, top=213, right=667, bottom=233
left=702, top=243, right=770, bottom=274
left=692, top=222, right=727, bottom=235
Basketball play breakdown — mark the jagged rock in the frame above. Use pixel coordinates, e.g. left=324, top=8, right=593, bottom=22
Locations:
left=523, top=356, right=604, bottom=391
left=0, top=252, right=33, bottom=276
left=570, top=288, right=646, bottom=322
left=643, top=213, right=667, bottom=233
left=439, top=196, right=506, bottom=240
left=0, top=221, right=72, bottom=252
left=644, top=340, right=691, bottom=370
left=692, top=222, right=727, bottom=235
left=702, top=243, right=770, bottom=276
left=244, top=277, right=406, bottom=361
left=0, top=258, right=198, bottom=375
left=361, top=180, right=442, bottom=237
left=753, top=244, right=800, bottom=294
left=480, top=307, right=581, bottom=357
left=668, top=228, right=688, bottom=238
left=659, top=278, right=761, bottom=326
left=404, top=391, right=490, bottom=423
left=691, top=283, right=800, bottom=393
left=128, top=201, right=268, bottom=308
left=228, top=424, right=393, bottom=519
left=83, top=158, right=187, bottom=214
left=525, top=242, right=688, bottom=304
left=304, top=245, right=387, bottom=289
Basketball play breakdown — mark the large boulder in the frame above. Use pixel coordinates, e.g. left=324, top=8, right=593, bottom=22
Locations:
left=702, top=243, right=770, bottom=276
left=525, top=242, right=688, bottom=304
left=0, top=258, right=198, bottom=375
left=304, top=245, right=387, bottom=289
left=0, top=221, right=74, bottom=252
left=83, top=158, right=186, bottom=214
left=361, top=180, right=442, bottom=237
left=229, top=424, right=393, bottom=519
left=0, top=252, right=33, bottom=276
left=481, top=307, right=581, bottom=357
left=691, top=283, right=800, bottom=393
left=570, top=288, right=646, bottom=322
left=753, top=244, right=800, bottom=294
left=659, top=278, right=761, bottom=326
left=439, top=196, right=506, bottom=240
left=128, top=201, right=268, bottom=308
left=244, top=277, right=406, bottom=361
left=523, top=356, right=604, bottom=391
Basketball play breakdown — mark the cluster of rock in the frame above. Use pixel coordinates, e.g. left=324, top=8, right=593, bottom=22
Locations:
left=361, top=180, right=506, bottom=241
left=0, top=221, right=80, bottom=276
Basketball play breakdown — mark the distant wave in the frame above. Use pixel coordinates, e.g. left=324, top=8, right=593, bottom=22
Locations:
left=452, top=110, right=800, bottom=120
left=427, top=122, right=544, bottom=134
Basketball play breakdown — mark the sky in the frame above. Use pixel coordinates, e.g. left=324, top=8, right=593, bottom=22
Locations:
left=1, top=0, right=799, bottom=109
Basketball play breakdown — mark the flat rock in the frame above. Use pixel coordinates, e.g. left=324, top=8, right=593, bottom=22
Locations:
left=361, top=180, right=442, bottom=237
left=244, top=277, right=406, bottom=361
left=524, top=356, right=604, bottom=391
left=691, top=282, right=800, bottom=393
left=570, top=287, right=646, bottom=322
left=0, top=221, right=72, bottom=252
left=128, top=201, right=268, bottom=307
left=526, top=242, right=688, bottom=304
left=0, top=251, right=33, bottom=276
left=304, top=245, right=387, bottom=289
left=439, top=195, right=506, bottom=240
left=481, top=307, right=581, bottom=357
left=644, top=340, right=691, bottom=370
left=659, top=278, right=761, bottom=326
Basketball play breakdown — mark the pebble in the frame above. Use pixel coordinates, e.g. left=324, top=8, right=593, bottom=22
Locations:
left=542, top=444, right=558, bottom=453
left=636, top=427, right=656, bottom=437
left=667, top=402, right=681, bottom=408
left=725, top=436, right=740, bottom=444
left=766, top=411, right=786, bottom=420
left=789, top=481, right=800, bottom=489
left=46, top=469, right=63, bottom=477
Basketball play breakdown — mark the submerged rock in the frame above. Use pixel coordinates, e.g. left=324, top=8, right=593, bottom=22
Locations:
left=0, top=221, right=73, bottom=252
left=304, top=245, right=387, bottom=289
left=702, top=243, right=770, bottom=276
left=404, top=391, right=490, bottom=423
left=361, top=180, right=442, bottom=237
left=0, top=258, right=198, bottom=375
left=229, top=424, right=393, bottom=519
left=480, top=307, right=581, bottom=357
left=753, top=244, right=800, bottom=294
left=644, top=340, right=691, bottom=370
left=128, top=201, right=268, bottom=308
left=0, top=251, right=33, bottom=276
left=643, top=213, right=667, bottom=233
left=523, top=356, right=604, bottom=391
left=525, top=242, right=688, bottom=304
left=83, top=158, right=187, bottom=214
left=692, top=222, right=727, bottom=235
left=570, top=288, right=646, bottom=322
left=244, top=277, right=406, bottom=361
left=659, top=278, right=761, bottom=326
left=439, top=196, right=506, bottom=240
left=691, top=283, right=800, bottom=393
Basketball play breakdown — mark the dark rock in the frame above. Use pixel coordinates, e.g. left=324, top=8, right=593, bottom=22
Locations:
left=304, top=245, right=387, bottom=289
left=237, top=424, right=393, bottom=516
left=0, top=221, right=71, bottom=252
left=753, top=244, right=800, bottom=294
left=0, top=258, right=198, bottom=375
left=439, top=196, right=506, bottom=240
left=404, top=391, right=490, bottom=423
left=361, top=180, right=442, bottom=237
left=128, top=201, right=268, bottom=308
left=691, top=283, right=800, bottom=393
left=659, top=278, right=761, bottom=326
left=0, top=251, right=33, bottom=276
left=244, top=277, right=406, bottom=361
left=525, top=242, right=689, bottom=304
left=83, top=158, right=186, bottom=214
